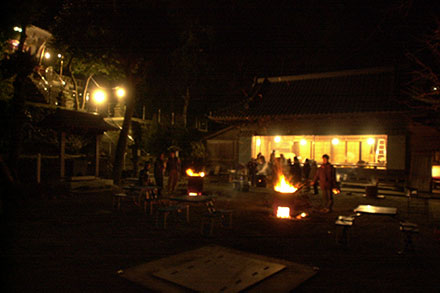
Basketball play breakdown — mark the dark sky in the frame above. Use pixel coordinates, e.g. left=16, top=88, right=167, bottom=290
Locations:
left=2, top=0, right=439, bottom=112
left=2, top=0, right=437, bottom=75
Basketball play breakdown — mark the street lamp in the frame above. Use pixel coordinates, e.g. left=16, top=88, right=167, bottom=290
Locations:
left=92, top=89, right=107, bottom=104
left=115, top=87, right=126, bottom=99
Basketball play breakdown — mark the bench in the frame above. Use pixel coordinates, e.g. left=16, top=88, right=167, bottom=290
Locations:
left=156, top=205, right=187, bottom=229
left=201, top=200, right=233, bottom=236
left=335, top=215, right=355, bottom=247
left=113, top=193, right=128, bottom=211
left=398, top=221, right=419, bottom=254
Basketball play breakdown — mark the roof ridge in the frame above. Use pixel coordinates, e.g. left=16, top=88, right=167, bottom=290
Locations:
left=256, top=66, right=394, bottom=84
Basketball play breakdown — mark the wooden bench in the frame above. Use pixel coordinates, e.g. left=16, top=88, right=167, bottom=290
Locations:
left=398, top=221, right=419, bottom=254
left=335, top=215, right=355, bottom=247
left=113, top=193, right=128, bottom=211
left=156, top=205, right=187, bottom=229
left=201, top=201, right=233, bottom=236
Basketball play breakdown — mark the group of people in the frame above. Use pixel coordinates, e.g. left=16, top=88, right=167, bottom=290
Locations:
left=248, top=152, right=338, bottom=213
left=138, top=151, right=181, bottom=195
left=247, top=152, right=318, bottom=185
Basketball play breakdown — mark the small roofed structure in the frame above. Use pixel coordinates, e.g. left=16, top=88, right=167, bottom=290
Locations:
left=39, top=109, right=118, bottom=178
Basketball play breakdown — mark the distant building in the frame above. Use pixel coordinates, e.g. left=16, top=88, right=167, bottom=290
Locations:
left=208, top=67, right=440, bottom=192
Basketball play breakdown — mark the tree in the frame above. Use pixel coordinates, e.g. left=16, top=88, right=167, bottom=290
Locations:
left=405, top=21, right=440, bottom=111
left=52, top=0, right=177, bottom=184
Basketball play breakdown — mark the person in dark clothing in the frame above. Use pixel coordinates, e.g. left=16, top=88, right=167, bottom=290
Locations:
left=139, top=161, right=151, bottom=186
left=303, top=158, right=311, bottom=181
left=311, top=154, right=338, bottom=213
left=166, top=151, right=180, bottom=193
left=291, top=156, right=302, bottom=184
left=154, top=153, right=165, bottom=195
left=247, top=158, right=258, bottom=186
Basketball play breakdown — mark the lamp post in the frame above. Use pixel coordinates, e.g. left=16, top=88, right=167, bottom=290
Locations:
left=92, top=89, right=107, bottom=113
left=90, top=86, right=125, bottom=115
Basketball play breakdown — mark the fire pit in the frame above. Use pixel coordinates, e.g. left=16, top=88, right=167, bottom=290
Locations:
left=272, top=174, right=305, bottom=219
left=186, top=169, right=205, bottom=196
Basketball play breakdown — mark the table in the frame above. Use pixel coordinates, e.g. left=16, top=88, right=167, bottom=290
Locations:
left=169, top=195, right=214, bottom=223
left=119, top=245, right=318, bottom=292
left=353, top=205, right=397, bottom=216
left=122, top=184, right=161, bottom=211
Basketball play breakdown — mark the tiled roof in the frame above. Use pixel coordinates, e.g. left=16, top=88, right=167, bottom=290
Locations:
left=210, top=67, right=408, bottom=120
left=39, top=109, right=119, bottom=134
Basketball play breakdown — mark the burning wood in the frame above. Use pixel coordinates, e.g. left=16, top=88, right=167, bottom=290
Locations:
left=186, top=169, right=205, bottom=196
left=274, top=174, right=298, bottom=193
left=276, top=206, right=291, bottom=219
left=186, top=169, right=205, bottom=177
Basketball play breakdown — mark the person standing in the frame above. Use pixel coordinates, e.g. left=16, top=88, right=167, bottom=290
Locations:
left=291, top=156, right=302, bottom=184
left=139, top=161, right=151, bottom=186
left=166, top=151, right=180, bottom=193
left=311, top=154, right=337, bottom=213
left=247, top=158, right=257, bottom=186
left=303, top=158, right=311, bottom=181
left=154, top=153, right=165, bottom=195
left=310, top=160, right=319, bottom=195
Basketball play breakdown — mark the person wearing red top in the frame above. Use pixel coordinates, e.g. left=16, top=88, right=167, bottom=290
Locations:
left=311, top=154, right=338, bottom=213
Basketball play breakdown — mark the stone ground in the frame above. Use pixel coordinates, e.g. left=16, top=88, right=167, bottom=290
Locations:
left=2, top=178, right=440, bottom=292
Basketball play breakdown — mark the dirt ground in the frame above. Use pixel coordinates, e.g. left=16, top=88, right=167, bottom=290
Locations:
left=2, top=179, right=440, bottom=292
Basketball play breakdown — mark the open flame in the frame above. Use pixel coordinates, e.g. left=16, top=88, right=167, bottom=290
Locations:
left=186, top=168, right=205, bottom=177
left=276, top=206, right=291, bottom=219
left=274, top=174, right=297, bottom=193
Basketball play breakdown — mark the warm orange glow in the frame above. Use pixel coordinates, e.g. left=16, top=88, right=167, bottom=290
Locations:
left=274, top=174, right=297, bottom=193
left=188, top=192, right=198, bottom=196
left=276, top=206, right=291, bottom=219
left=433, top=165, right=440, bottom=179
left=186, top=169, right=205, bottom=177
left=332, top=188, right=341, bottom=195
left=296, top=212, right=308, bottom=219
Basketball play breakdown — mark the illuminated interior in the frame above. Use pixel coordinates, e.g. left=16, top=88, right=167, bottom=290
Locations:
left=433, top=165, right=440, bottom=179
left=252, top=135, right=387, bottom=167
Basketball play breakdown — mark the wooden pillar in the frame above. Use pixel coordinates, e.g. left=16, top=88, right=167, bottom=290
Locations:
left=60, top=131, right=66, bottom=178
left=95, top=134, right=102, bottom=177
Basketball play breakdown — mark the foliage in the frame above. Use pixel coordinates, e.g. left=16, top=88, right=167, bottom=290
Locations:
left=142, top=121, right=207, bottom=163
left=405, top=21, right=440, bottom=111
left=0, top=33, right=15, bottom=101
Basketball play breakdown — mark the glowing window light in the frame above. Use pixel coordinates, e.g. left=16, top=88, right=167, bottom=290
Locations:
left=274, top=136, right=281, bottom=143
left=367, top=138, right=375, bottom=145
left=332, top=138, right=339, bottom=145
left=433, top=165, right=440, bottom=179
left=300, top=139, right=307, bottom=145
left=256, top=138, right=261, bottom=146
left=92, top=89, right=107, bottom=104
